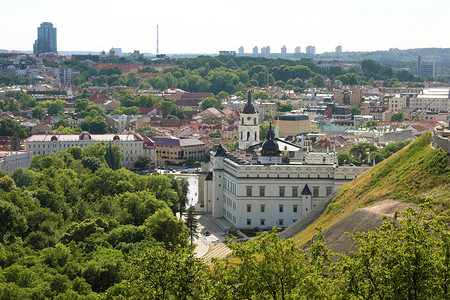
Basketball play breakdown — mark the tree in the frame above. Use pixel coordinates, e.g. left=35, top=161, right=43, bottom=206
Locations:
left=0, top=119, right=30, bottom=138
left=133, top=155, right=152, bottom=171
left=259, top=123, right=271, bottom=140
left=73, top=98, right=90, bottom=113
left=337, top=152, right=354, bottom=164
left=184, top=206, right=199, bottom=246
left=113, top=245, right=209, bottom=299
left=9, top=132, right=22, bottom=151
left=11, top=168, right=36, bottom=187
left=349, top=142, right=378, bottom=162
left=212, top=230, right=332, bottom=299
left=201, top=97, right=222, bottom=110
left=47, top=101, right=66, bottom=116
left=67, top=146, right=83, bottom=160
left=365, top=120, right=379, bottom=128
left=252, top=91, right=269, bottom=100
left=31, top=106, right=45, bottom=120
left=54, top=119, right=71, bottom=129
left=82, top=156, right=104, bottom=172
left=80, top=88, right=91, bottom=99
left=105, top=143, right=123, bottom=170
left=144, top=208, right=188, bottom=250
left=0, top=200, right=28, bottom=243
left=391, top=111, right=404, bottom=121
left=340, top=202, right=450, bottom=299
left=350, top=106, right=361, bottom=120
left=215, top=91, right=230, bottom=100
left=313, top=74, right=326, bottom=87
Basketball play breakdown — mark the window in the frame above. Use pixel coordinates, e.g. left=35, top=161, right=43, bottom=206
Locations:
left=279, top=186, right=285, bottom=197
left=313, top=187, right=319, bottom=197
left=246, top=186, right=252, bottom=197
left=233, top=202, right=236, bottom=210
left=292, top=187, right=298, bottom=197
left=326, top=186, right=333, bottom=196
left=279, top=205, right=284, bottom=213
left=247, top=204, right=252, bottom=212
left=260, top=219, right=265, bottom=226
left=259, top=186, right=265, bottom=197
left=293, top=205, right=298, bottom=213
left=260, top=204, right=265, bottom=213
left=246, top=219, right=252, bottom=226
left=278, top=219, right=284, bottom=226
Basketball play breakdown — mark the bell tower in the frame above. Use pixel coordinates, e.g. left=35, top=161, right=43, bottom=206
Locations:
left=239, top=91, right=260, bottom=149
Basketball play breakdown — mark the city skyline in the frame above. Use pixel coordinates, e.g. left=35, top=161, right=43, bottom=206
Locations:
left=1, top=0, right=449, bottom=54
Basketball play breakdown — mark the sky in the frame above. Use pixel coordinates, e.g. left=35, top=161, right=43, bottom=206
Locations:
left=1, top=0, right=449, bottom=54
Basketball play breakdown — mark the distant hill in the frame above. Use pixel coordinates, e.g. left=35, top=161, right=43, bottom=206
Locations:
left=319, top=48, right=450, bottom=63
left=286, top=132, right=449, bottom=249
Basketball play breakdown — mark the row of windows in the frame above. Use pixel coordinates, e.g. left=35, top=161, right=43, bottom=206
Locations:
left=225, top=178, right=236, bottom=195
left=246, top=204, right=299, bottom=213
left=246, top=186, right=333, bottom=197
left=225, top=196, right=236, bottom=211
left=246, top=219, right=296, bottom=226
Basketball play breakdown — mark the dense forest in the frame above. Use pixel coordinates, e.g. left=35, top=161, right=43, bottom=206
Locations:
left=71, top=56, right=433, bottom=94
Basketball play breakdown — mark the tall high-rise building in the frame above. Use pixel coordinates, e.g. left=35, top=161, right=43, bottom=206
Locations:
left=238, top=46, right=244, bottom=55
left=33, top=22, right=57, bottom=54
left=281, top=45, right=287, bottom=55
left=306, top=46, right=316, bottom=55
left=261, top=46, right=271, bottom=55
left=295, top=46, right=301, bottom=54
left=335, top=45, right=342, bottom=54
left=253, top=46, right=259, bottom=55
left=417, top=56, right=435, bottom=78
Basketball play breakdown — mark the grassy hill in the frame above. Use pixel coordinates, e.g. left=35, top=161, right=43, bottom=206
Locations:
left=292, top=132, right=450, bottom=247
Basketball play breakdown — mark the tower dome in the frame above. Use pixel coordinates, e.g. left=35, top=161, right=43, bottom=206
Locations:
left=242, top=91, right=256, bottom=114
left=261, top=123, right=280, bottom=156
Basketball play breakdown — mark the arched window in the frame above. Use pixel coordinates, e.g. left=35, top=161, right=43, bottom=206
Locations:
left=241, top=131, right=243, bottom=140
left=255, top=132, right=257, bottom=140
left=254, top=118, right=256, bottom=125
left=247, top=131, right=250, bottom=141
left=242, top=118, right=244, bottom=124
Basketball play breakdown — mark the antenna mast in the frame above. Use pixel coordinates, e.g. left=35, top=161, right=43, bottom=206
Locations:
left=156, top=25, right=159, bottom=55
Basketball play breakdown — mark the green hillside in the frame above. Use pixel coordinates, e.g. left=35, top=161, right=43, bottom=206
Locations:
left=292, top=132, right=450, bottom=247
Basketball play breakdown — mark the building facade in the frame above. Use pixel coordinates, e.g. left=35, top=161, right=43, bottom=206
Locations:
left=33, top=22, right=57, bottom=54
left=152, top=137, right=207, bottom=167
left=24, top=133, right=155, bottom=168
left=0, top=151, right=34, bottom=173
left=203, top=133, right=370, bottom=230
left=277, top=115, right=310, bottom=137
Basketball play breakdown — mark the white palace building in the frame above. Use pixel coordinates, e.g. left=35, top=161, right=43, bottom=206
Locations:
left=24, top=132, right=156, bottom=168
left=202, top=94, right=372, bottom=230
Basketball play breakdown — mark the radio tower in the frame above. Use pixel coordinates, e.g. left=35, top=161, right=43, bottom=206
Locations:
left=156, top=25, right=159, bottom=55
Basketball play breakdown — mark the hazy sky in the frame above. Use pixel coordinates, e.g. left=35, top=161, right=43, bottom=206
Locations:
left=1, top=0, right=449, bottom=54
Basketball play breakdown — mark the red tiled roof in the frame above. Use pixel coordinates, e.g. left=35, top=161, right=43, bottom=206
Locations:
left=94, top=63, right=115, bottom=69
left=181, top=93, right=213, bottom=99
left=137, top=73, right=162, bottom=78
left=89, top=93, right=111, bottom=104
left=175, top=99, right=202, bottom=107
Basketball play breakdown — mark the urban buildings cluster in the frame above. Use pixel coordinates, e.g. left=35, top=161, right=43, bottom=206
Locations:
left=0, top=21, right=447, bottom=230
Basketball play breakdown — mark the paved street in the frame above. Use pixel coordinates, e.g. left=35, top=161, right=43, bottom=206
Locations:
left=191, top=214, right=232, bottom=261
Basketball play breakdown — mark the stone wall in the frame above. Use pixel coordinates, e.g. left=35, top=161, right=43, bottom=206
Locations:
left=432, top=126, right=450, bottom=154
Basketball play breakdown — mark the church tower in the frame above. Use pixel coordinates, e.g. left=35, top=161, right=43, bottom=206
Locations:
left=239, top=91, right=260, bottom=149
